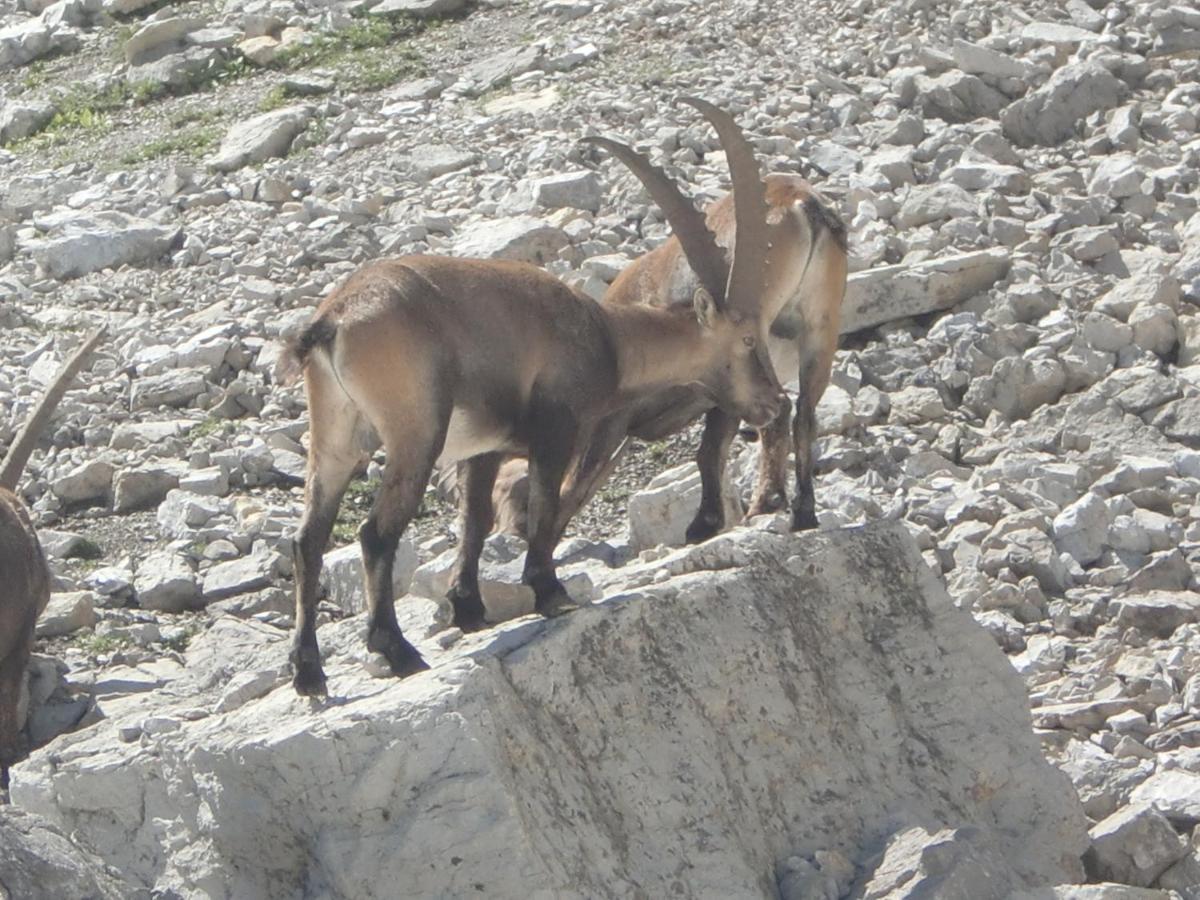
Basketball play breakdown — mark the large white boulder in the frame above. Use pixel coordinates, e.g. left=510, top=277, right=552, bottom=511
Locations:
left=12, top=523, right=1087, bottom=898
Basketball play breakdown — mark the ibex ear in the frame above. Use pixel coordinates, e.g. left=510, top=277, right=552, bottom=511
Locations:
left=693, top=287, right=719, bottom=330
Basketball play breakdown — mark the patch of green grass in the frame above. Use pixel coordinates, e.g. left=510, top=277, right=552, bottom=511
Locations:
left=73, top=631, right=133, bottom=655
left=190, top=416, right=228, bottom=440
left=118, top=125, right=220, bottom=165
left=258, top=83, right=292, bottom=112
left=71, top=538, right=105, bottom=561
left=160, top=621, right=203, bottom=653
left=332, top=477, right=380, bottom=545
left=21, top=59, right=51, bottom=92
left=169, top=105, right=221, bottom=128
left=271, top=17, right=426, bottom=92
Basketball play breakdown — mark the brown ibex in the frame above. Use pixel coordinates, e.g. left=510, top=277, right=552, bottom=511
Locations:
left=0, top=326, right=106, bottom=796
left=279, top=101, right=789, bottom=696
left=491, top=100, right=849, bottom=543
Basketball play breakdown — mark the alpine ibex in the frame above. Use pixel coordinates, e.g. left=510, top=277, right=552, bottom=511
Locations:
left=0, top=326, right=106, bottom=796
left=279, top=101, right=788, bottom=696
left=490, top=100, right=848, bottom=543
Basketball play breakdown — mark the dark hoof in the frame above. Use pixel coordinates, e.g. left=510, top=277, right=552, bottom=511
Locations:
left=446, top=585, right=489, bottom=633
left=685, top=511, right=723, bottom=544
left=746, top=491, right=788, bottom=519
left=291, top=654, right=328, bottom=697
left=791, top=507, right=819, bottom=532
left=368, top=627, right=430, bottom=678
left=535, top=587, right=579, bottom=619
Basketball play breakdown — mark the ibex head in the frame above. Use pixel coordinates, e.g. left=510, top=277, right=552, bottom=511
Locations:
left=582, top=97, right=787, bottom=427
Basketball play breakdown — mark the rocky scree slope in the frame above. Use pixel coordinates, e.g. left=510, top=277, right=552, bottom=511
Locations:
left=0, top=0, right=1199, bottom=896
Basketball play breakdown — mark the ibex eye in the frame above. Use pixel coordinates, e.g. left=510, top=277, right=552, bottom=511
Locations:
left=742, top=336, right=756, bottom=348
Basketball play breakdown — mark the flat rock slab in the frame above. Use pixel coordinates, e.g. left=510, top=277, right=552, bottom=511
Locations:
left=207, top=107, right=310, bottom=173
left=12, top=523, right=1086, bottom=898
left=840, top=248, right=1011, bottom=334
left=0, top=807, right=130, bottom=900
left=1001, top=62, right=1125, bottom=147
left=369, top=0, right=466, bottom=17
left=26, top=211, right=182, bottom=280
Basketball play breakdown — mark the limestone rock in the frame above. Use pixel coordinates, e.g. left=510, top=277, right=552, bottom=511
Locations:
left=34, top=591, right=97, bottom=638
left=207, top=107, right=310, bottom=173
left=841, top=249, right=1010, bottom=334
left=1002, top=63, right=1125, bottom=147
left=453, top=216, right=568, bottom=264
left=27, top=211, right=182, bottom=280
left=10, top=524, right=1088, bottom=897
left=1085, top=802, right=1188, bottom=887
left=0, top=807, right=131, bottom=900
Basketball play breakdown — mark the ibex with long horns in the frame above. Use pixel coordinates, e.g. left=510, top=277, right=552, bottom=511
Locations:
left=0, top=326, right=106, bottom=796
left=279, top=100, right=788, bottom=696
left=485, top=99, right=848, bottom=547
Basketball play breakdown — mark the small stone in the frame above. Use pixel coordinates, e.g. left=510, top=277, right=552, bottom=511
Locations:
left=1085, top=802, right=1188, bottom=887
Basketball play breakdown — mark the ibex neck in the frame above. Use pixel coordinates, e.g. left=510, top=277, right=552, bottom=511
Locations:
left=602, top=304, right=710, bottom=398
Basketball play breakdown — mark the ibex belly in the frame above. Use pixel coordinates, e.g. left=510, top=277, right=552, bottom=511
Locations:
left=437, top=407, right=513, bottom=467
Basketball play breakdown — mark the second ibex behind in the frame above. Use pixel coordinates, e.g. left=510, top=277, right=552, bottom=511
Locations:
left=278, top=100, right=787, bottom=696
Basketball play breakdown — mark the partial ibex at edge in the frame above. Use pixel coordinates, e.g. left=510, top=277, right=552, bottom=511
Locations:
left=0, top=326, right=106, bottom=796
left=490, top=101, right=849, bottom=543
left=278, top=98, right=788, bottom=696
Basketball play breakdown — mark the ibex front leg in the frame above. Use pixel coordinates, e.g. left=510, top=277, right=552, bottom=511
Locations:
left=685, top=407, right=738, bottom=544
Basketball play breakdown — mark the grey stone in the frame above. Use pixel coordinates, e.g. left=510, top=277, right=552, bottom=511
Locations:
left=453, top=216, right=568, bottom=264
left=1090, top=155, right=1147, bottom=199
left=1085, top=802, right=1189, bottom=886
left=951, top=38, right=1033, bottom=79
left=369, top=0, right=465, bottom=18
left=1002, top=63, right=1125, bottom=147
left=202, top=553, right=278, bottom=600
left=848, top=825, right=1009, bottom=900
left=208, top=107, right=310, bottom=173
left=27, top=211, right=181, bottom=280
left=404, top=144, right=477, bottom=181
left=34, top=591, right=97, bottom=638
left=459, top=45, right=542, bottom=96
left=130, top=368, right=208, bottom=410
left=0, top=807, right=130, bottom=899
left=1110, top=591, right=1200, bottom=638
left=321, top=541, right=417, bottom=615
left=50, top=459, right=114, bottom=505
left=1129, top=771, right=1200, bottom=827
left=136, top=550, right=201, bottom=613
left=841, top=249, right=1010, bottom=334
left=896, top=182, right=976, bottom=228
left=914, top=71, right=1008, bottom=124
left=114, top=466, right=181, bottom=513
left=529, top=170, right=602, bottom=212
left=10, top=525, right=1088, bottom=896
left=1053, top=492, right=1110, bottom=566
left=0, top=99, right=55, bottom=144
left=123, top=17, right=196, bottom=66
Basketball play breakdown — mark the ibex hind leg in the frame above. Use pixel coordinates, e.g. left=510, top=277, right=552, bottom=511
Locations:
left=361, top=436, right=442, bottom=678
left=291, top=371, right=363, bottom=697
left=791, top=392, right=819, bottom=531
left=745, top=400, right=793, bottom=519
left=444, top=453, right=502, bottom=632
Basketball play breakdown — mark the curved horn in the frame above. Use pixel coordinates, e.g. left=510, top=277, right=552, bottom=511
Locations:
left=580, top=135, right=727, bottom=305
left=0, top=324, right=107, bottom=491
left=678, top=97, right=774, bottom=315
